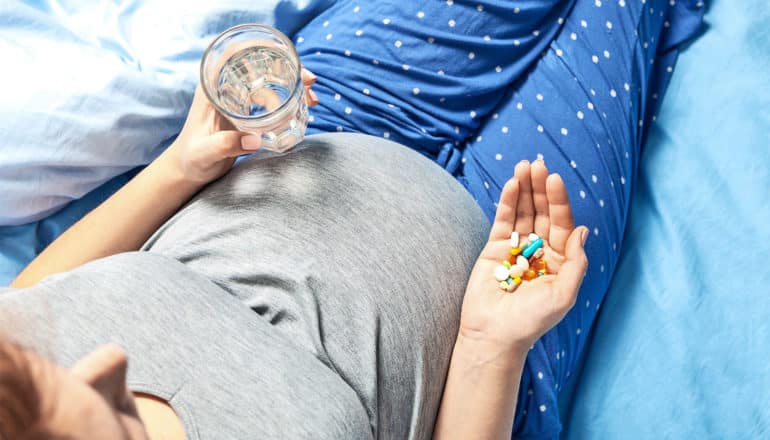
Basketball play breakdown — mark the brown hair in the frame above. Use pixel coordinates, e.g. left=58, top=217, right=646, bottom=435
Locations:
left=0, top=338, right=64, bottom=440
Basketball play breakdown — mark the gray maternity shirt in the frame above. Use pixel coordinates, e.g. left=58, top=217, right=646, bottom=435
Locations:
left=0, top=133, right=489, bottom=439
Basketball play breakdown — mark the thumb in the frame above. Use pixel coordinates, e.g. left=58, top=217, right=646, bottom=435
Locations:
left=71, top=344, right=131, bottom=407
left=552, top=226, right=589, bottom=310
left=203, top=131, right=262, bottom=160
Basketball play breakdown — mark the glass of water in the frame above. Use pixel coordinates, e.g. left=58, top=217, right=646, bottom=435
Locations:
left=200, top=24, right=308, bottom=153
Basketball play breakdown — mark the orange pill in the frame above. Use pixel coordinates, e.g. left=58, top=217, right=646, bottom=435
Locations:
left=522, top=269, right=538, bottom=281
left=532, top=259, right=547, bottom=272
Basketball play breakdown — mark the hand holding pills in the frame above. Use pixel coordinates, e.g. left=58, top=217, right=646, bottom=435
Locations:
left=458, top=159, right=590, bottom=354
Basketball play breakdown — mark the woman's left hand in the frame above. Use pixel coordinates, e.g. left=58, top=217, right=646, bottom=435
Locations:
left=459, top=159, right=589, bottom=357
left=164, top=67, right=319, bottom=185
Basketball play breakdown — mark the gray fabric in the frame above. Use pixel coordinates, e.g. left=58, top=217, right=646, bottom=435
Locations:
left=0, top=133, right=489, bottom=439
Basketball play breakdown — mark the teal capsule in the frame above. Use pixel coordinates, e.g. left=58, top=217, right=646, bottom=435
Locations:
left=507, top=277, right=514, bottom=284
left=522, top=238, right=544, bottom=258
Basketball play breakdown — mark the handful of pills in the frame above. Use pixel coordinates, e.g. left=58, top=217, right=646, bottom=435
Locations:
left=494, top=232, right=548, bottom=292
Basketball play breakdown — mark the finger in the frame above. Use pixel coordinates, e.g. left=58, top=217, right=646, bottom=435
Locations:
left=205, top=130, right=261, bottom=159
left=71, top=344, right=133, bottom=409
left=192, top=84, right=208, bottom=107
left=514, top=161, right=535, bottom=235
left=305, top=86, right=319, bottom=106
left=203, top=99, right=238, bottom=132
left=546, top=174, right=575, bottom=254
left=301, top=67, right=317, bottom=86
left=215, top=111, right=237, bottom=131
left=251, top=87, right=283, bottom=113
left=531, top=159, right=550, bottom=239
left=186, top=84, right=214, bottom=125
left=489, top=178, right=520, bottom=241
left=551, top=226, right=589, bottom=311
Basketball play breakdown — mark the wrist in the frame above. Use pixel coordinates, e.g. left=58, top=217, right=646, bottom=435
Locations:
left=457, top=317, right=534, bottom=361
left=154, top=142, right=208, bottom=190
left=453, top=330, right=529, bottom=373
left=436, top=330, right=527, bottom=440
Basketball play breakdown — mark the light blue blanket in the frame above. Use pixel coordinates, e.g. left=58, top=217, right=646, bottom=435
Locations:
left=0, top=0, right=330, bottom=282
left=563, top=0, right=770, bottom=437
left=0, top=0, right=331, bottom=227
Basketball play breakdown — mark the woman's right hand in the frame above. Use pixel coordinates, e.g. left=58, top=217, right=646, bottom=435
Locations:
left=162, top=67, right=319, bottom=186
left=458, top=159, right=589, bottom=357
left=435, top=164, right=587, bottom=439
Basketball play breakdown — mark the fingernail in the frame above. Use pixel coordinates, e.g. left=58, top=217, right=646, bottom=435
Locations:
left=304, top=68, right=317, bottom=82
left=241, top=134, right=261, bottom=150
left=580, top=227, right=589, bottom=246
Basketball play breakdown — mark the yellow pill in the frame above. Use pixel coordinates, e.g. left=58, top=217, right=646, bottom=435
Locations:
left=532, top=259, right=547, bottom=272
left=512, top=275, right=522, bottom=285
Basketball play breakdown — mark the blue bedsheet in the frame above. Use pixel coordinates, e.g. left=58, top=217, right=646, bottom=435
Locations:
left=563, top=0, right=770, bottom=437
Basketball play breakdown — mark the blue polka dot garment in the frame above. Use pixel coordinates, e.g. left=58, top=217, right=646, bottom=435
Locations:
left=294, top=0, right=704, bottom=438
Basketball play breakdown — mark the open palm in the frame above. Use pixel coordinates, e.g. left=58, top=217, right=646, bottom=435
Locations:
left=459, top=160, right=589, bottom=353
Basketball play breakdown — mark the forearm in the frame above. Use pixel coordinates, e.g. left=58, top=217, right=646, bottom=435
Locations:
left=433, top=333, right=527, bottom=440
left=11, top=147, right=203, bottom=288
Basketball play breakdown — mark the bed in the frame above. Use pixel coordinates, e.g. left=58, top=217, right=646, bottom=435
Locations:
left=2, top=0, right=768, bottom=437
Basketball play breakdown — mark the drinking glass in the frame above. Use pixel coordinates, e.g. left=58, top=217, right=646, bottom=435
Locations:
left=200, top=24, right=308, bottom=153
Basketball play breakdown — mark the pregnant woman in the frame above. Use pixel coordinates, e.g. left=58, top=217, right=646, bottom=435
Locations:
left=0, top=0, right=703, bottom=438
